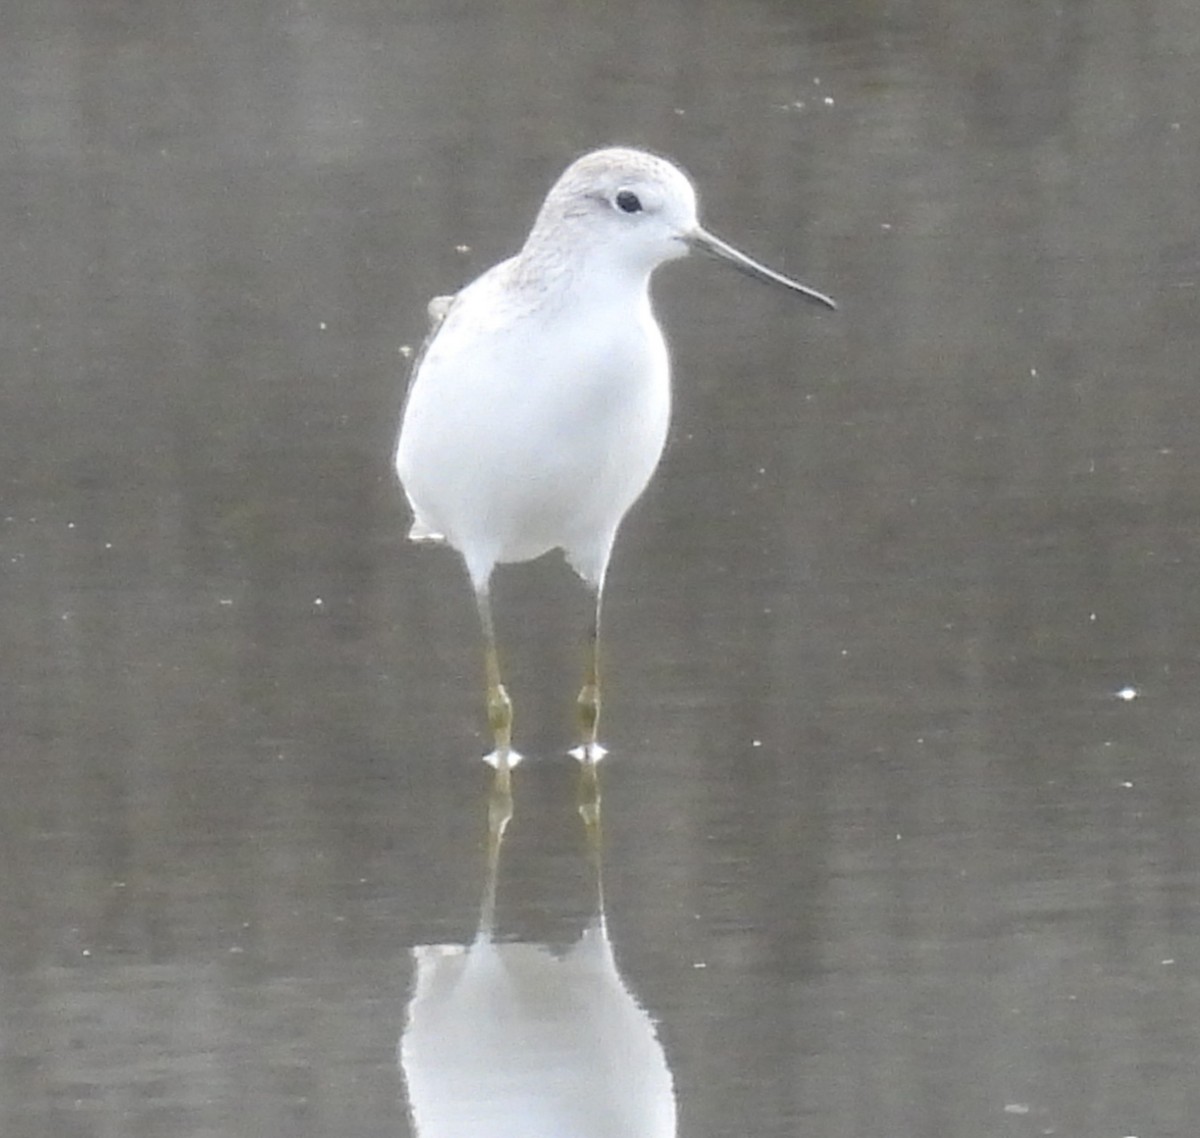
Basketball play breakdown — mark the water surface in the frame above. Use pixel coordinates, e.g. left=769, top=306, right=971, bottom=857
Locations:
left=2, top=1, right=1199, bottom=1135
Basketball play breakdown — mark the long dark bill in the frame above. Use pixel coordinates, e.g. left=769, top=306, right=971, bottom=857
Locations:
left=688, top=227, right=837, bottom=311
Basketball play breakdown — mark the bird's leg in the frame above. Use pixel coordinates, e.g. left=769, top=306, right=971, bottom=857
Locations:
left=476, top=585, right=520, bottom=777
left=571, top=588, right=607, bottom=762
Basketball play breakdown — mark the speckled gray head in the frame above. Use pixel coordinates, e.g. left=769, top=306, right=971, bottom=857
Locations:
left=522, top=146, right=836, bottom=308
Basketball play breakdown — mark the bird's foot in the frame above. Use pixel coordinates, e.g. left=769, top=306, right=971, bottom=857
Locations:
left=483, top=747, right=524, bottom=770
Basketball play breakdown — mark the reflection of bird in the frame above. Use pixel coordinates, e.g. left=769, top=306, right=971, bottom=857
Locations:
left=399, top=767, right=676, bottom=1138
left=395, top=148, right=835, bottom=772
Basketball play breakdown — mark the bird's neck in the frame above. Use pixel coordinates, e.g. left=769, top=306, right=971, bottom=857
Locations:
left=513, top=238, right=656, bottom=314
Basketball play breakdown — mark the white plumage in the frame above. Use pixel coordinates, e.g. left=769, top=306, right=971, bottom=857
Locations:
left=395, top=147, right=834, bottom=770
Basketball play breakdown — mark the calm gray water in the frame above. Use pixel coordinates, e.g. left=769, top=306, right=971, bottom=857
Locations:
left=3, top=1, right=1199, bottom=1135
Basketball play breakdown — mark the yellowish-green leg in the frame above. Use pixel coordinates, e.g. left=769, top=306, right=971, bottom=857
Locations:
left=476, top=586, right=521, bottom=776
left=571, top=590, right=607, bottom=762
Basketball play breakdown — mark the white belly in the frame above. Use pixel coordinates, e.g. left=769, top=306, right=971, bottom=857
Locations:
left=396, top=282, right=671, bottom=587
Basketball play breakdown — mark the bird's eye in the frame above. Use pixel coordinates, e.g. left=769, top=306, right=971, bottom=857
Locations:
left=615, top=190, right=643, bottom=214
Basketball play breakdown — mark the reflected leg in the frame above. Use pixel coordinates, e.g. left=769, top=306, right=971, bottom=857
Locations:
left=484, top=763, right=513, bottom=926
left=570, top=587, right=607, bottom=762
left=577, top=755, right=602, bottom=859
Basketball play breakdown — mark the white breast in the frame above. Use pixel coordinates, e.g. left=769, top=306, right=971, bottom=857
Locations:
left=396, top=269, right=671, bottom=587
